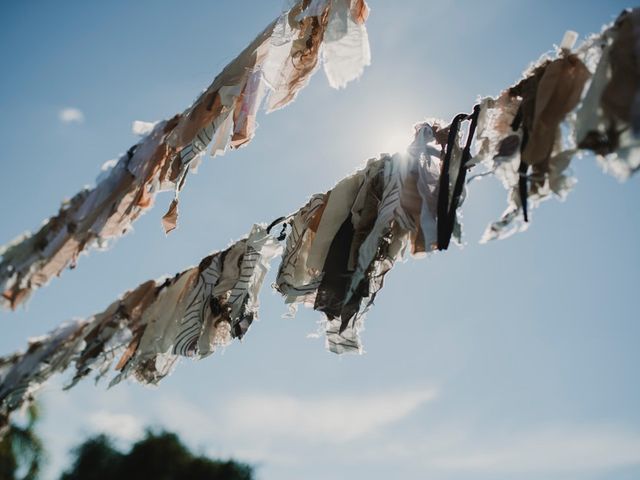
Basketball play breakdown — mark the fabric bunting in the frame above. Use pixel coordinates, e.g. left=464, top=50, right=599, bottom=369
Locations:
left=0, top=0, right=371, bottom=310
left=2, top=8, right=640, bottom=436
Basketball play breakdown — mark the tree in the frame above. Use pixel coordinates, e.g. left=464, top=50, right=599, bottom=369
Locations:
left=60, top=430, right=253, bottom=480
left=0, top=405, right=44, bottom=480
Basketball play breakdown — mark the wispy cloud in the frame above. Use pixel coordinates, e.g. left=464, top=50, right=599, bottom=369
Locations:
left=35, top=382, right=640, bottom=480
left=436, top=425, right=640, bottom=472
left=59, top=107, right=84, bottom=124
left=374, top=424, right=640, bottom=474
left=131, top=120, right=157, bottom=136
left=140, top=387, right=438, bottom=469
left=86, top=411, right=144, bottom=442
left=221, top=389, right=438, bottom=443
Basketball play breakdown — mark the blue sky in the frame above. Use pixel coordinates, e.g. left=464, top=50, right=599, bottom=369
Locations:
left=1, top=1, right=639, bottom=479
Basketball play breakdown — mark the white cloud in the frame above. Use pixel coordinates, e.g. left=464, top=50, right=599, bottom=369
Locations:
left=379, top=424, right=640, bottom=474
left=59, top=107, right=84, bottom=124
left=131, top=120, right=157, bottom=136
left=438, top=426, right=640, bottom=472
left=221, top=388, right=438, bottom=443
left=140, top=388, right=437, bottom=468
left=86, top=411, right=144, bottom=442
left=37, top=383, right=640, bottom=478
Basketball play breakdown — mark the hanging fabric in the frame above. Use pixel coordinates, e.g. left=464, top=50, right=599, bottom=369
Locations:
left=0, top=0, right=371, bottom=310
left=576, top=8, right=640, bottom=179
left=2, top=8, right=640, bottom=438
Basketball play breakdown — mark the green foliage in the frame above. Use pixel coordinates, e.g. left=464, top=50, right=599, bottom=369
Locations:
left=0, top=405, right=44, bottom=480
left=1, top=408, right=251, bottom=480
left=60, top=430, right=253, bottom=480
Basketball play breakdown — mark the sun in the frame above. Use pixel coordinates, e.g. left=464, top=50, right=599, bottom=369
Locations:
left=376, top=128, right=414, bottom=154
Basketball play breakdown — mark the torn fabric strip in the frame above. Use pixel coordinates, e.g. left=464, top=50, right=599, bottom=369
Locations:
left=475, top=28, right=597, bottom=241
left=576, top=9, right=640, bottom=179
left=275, top=122, right=445, bottom=353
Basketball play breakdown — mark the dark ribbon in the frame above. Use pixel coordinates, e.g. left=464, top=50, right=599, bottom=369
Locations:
left=436, top=105, right=480, bottom=250
left=510, top=106, right=529, bottom=222
left=266, top=216, right=288, bottom=241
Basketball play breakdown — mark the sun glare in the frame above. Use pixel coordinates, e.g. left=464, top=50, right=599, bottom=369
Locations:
left=376, top=128, right=414, bottom=155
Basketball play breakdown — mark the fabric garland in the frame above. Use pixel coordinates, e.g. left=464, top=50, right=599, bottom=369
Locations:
left=2, top=8, right=640, bottom=436
left=0, top=0, right=371, bottom=310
